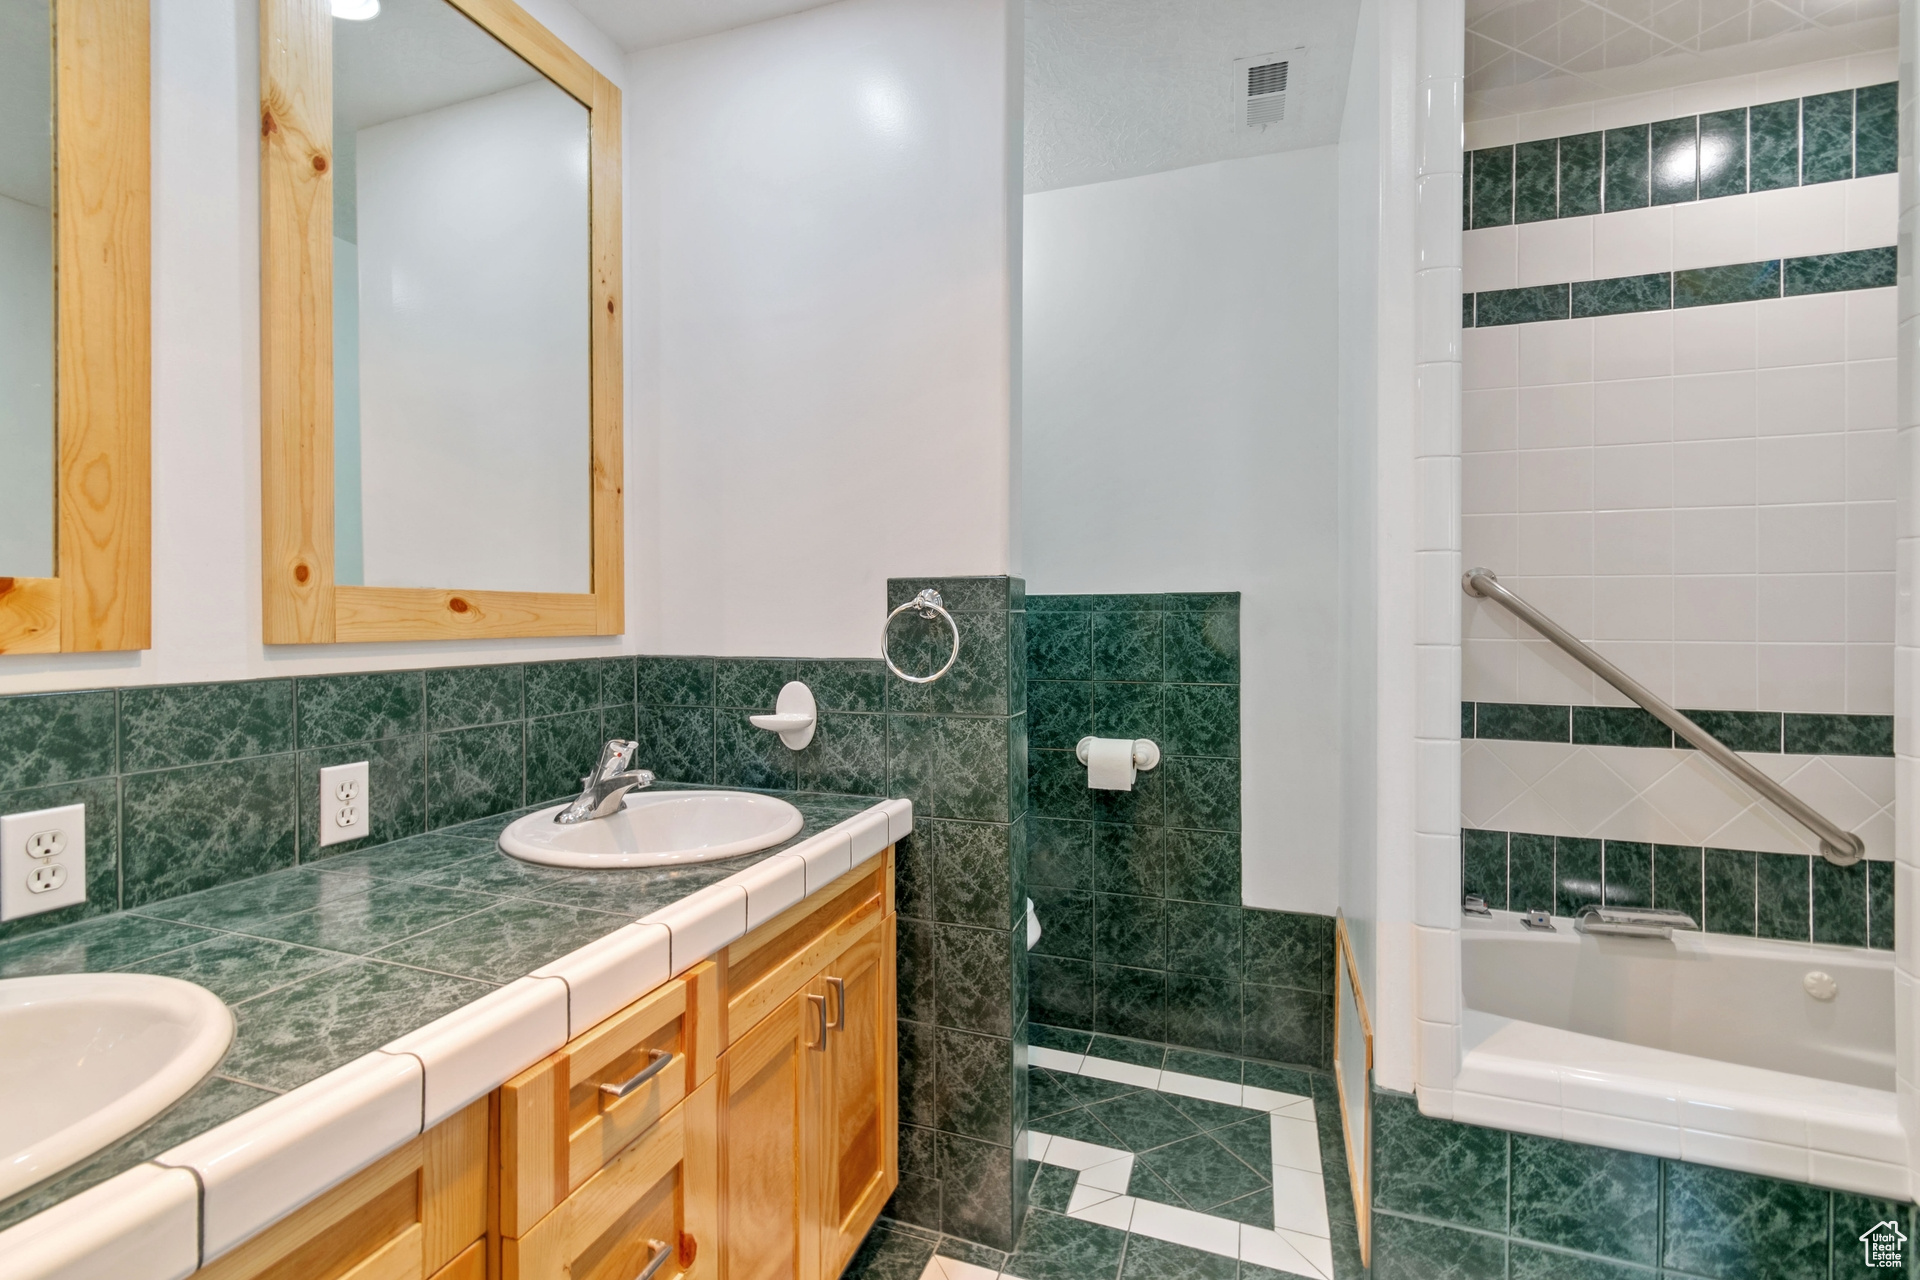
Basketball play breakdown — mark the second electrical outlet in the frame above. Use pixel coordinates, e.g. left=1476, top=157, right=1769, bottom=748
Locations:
left=318, top=761, right=371, bottom=847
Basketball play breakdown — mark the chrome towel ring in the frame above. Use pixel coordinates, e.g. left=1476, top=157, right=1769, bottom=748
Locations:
left=882, top=588, right=961, bottom=685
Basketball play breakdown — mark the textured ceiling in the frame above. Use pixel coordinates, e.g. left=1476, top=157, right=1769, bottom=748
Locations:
left=1026, top=0, right=1362, bottom=193
left=567, top=0, right=839, bottom=51
left=1467, top=0, right=1897, bottom=117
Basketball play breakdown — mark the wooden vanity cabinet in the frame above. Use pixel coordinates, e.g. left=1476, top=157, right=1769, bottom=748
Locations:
left=489, top=849, right=897, bottom=1280
left=193, top=1096, right=490, bottom=1280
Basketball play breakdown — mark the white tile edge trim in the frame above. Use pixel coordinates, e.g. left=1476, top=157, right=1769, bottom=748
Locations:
left=0, top=1163, right=200, bottom=1280
left=152, top=1049, right=424, bottom=1264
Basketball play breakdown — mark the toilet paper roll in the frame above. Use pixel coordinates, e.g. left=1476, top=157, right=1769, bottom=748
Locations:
left=1025, top=897, right=1042, bottom=951
left=1083, top=736, right=1137, bottom=791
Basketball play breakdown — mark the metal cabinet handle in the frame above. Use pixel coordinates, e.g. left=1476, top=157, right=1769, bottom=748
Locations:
left=824, top=976, right=845, bottom=1031
left=633, top=1238, right=673, bottom=1280
left=808, top=993, right=829, bottom=1049
left=599, top=1048, right=673, bottom=1104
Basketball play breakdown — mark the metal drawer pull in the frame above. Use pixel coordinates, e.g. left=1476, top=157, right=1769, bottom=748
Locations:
left=825, top=976, right=845, bottom=1031
left=634, top=1238, right=672, bottom=1280
left=600, top=1048, right=673, bottom=1102
left=808, top=993, right=829, bottom=1049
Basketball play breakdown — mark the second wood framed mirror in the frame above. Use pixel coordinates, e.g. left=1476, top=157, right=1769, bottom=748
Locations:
left=259, top=0, right=621, bottom=644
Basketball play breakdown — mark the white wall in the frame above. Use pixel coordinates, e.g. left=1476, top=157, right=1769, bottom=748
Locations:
left=0, top=0, right=631, bottom=693
left=1018, top=147, right=1342, bottom=915
left=354, top=80, right=591, bottom=594
left=625, top=0, right=1020, bottom=659
left=0, top=192, right=52, bottom=578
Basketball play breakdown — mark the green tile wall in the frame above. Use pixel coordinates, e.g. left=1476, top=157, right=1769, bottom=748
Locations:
left=1462, top=828, right=1893, bottom=950
left=1370, top=1088, right=1914, bottom=1279
left=1465, top=84, right=1897, bottom=229
left=1463, top=702, right=1893, bottom=756
left=0, top=659, right=639, bottom=944
left=1467, top=247, right=1895, bottom=328
left=1023, top=593, right=1335, bottom=1073
left=873, top=577, right=1031, bottom=1252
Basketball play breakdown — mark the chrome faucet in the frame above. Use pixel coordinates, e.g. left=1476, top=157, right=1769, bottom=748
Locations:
left=1573, top=904, right=1697, bottom=938
left=554, top=739, right=654, bottom=825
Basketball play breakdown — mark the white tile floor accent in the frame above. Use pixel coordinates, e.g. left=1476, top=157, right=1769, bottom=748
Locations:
left=914, top=1048, right=1336, bottom=1280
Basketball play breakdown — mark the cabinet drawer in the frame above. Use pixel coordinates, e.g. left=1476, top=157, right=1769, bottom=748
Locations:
left=193, top=1097, right=489, bottom=1280
left=721, top=850, right=890, bottom=1048
left=500, top=968, right=716, bottom=1235
left=504, top=1078, right=717, bottom=1280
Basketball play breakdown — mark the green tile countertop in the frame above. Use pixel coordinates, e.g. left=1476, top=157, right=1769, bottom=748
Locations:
left=0, top=786, right=884, bottom=1231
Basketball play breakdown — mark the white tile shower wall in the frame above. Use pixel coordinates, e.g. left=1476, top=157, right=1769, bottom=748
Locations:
left=1462, top=174, right=1898, bottom=290
left=1462, top=50, right=1899, bottom=151
left=1460, top=737, right=1894, bottom=860
left=1461, top=287, right=1897, bottom=716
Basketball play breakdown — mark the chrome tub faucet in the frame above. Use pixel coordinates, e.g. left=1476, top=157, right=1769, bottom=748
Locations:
left=554, top=739, right=654, bottom=825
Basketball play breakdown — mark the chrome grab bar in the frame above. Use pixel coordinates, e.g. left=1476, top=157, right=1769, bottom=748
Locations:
left=1575, top=905, right=1697, bottom=939
left=1463, top=568, right=1866, bottom=867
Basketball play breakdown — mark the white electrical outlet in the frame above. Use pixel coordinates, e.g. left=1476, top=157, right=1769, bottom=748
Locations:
left=319, top=761, right=371, bottom=847
left=1, top=803, right=86, bottom=921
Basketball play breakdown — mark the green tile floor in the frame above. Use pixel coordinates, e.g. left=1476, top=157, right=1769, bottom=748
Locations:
left=851, top=1030, right=1363, bottom=1280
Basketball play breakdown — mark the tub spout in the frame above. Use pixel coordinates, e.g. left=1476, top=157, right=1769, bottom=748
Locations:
left=1574, top=905, right=1696, bottom=939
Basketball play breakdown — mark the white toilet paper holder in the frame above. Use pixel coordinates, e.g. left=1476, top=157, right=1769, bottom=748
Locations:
left=1076, top=737, right=1161, bottom=771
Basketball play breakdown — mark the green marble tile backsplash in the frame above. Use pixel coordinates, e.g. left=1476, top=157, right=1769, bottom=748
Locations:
left=0, top=660, right=645, bottom=942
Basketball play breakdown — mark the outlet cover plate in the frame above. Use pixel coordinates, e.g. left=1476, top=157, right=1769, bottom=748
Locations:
left=1, top=803, right=86, bottom=921
left=318, top=761, right=371, bottom=847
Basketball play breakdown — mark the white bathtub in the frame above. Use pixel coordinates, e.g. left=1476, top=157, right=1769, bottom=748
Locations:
left=1447, top=914, right=1907, bottom=1199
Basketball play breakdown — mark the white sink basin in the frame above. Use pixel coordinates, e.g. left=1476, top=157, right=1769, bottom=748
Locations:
left=499, top=790, right=806, bottom=869
left=0, top=973, right=233, bottom=1199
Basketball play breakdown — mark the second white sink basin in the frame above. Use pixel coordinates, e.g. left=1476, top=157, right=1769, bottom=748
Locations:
left=499, top=790, right=805, bottom=868
left=0, top=973, right=233, bottom=1200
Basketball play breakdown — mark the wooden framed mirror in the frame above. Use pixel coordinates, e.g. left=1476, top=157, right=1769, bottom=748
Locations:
left=0, top=0, right=151, bottom=655
left=259, top=0, right=621, bottom=644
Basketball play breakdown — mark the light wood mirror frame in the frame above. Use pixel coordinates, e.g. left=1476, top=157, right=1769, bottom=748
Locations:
left=0, top=0, right=151, bottom=655
left=258, top=0, right=622, bottom=644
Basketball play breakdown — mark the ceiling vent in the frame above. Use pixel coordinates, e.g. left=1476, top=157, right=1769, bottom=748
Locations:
left=1245, top=60, right=1288, bottom=127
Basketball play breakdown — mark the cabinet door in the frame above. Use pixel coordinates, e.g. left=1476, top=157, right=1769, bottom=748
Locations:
left=717, top=987, right=821, bottom=1280
left=816, top=912, right=896, bottom=1278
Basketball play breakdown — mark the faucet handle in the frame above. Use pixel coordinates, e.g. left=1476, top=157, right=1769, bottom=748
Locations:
left=594, top=739, right=640, bottom=781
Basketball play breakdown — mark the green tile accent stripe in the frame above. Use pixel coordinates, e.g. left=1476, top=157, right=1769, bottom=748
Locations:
left=1465, top=83, right=1898, bottom=229
left=1468, top=247, right=1895, bottom=327
left=1463, top=701, right=1892, bottom=756
left=1462, top=827, right=1890, bottom=950
left=1371, top=1088, right=1913, bottom=1278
